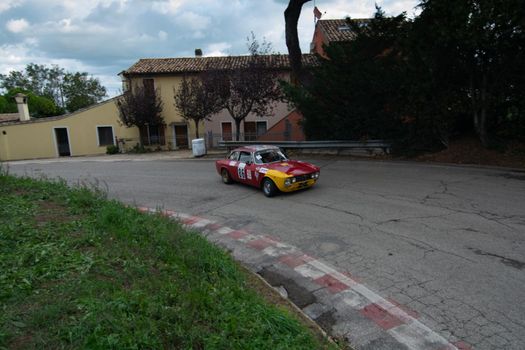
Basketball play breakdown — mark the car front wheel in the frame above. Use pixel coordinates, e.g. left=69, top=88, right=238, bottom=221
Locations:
left=221, top=168, right=233, bottom=184
left=262, top=178, right=277, bottom=197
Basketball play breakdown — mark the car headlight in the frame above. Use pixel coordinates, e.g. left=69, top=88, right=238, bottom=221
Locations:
left=311, top=172, right=319, bottom=179
left=284, top=177, right=296, bottom=187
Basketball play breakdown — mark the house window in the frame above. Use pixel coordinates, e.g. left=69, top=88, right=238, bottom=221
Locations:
left=256, top=121, right=267, bottom=137
left=97, top=126, right=114, bottom=146
left=244, top=121, right=267, bottom=141
left=143, top=78, right=154, bottom=95
left=140, top=125, right=165, bottom=146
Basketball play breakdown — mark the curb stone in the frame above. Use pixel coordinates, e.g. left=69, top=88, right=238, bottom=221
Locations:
left=138, top=207, right=473, bottom=350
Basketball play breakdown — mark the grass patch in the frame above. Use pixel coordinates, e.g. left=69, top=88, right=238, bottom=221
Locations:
left=0, top=169, right=336, bottom=349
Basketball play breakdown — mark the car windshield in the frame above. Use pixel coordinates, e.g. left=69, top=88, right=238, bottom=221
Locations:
left=254, top=149, right=288, bottom=164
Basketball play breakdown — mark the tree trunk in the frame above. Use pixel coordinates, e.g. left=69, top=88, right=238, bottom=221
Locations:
left=194, top=119, right=200, bottom=139
left=471, top=72, right=489, bottom=147
left=284, top=0, right=311, bottom=85
left=235, top=119, right=242, bottom=141
left=478, top=73, right=489, bottom=147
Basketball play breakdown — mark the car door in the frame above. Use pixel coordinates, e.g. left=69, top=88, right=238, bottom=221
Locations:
left=225, top=151, right=240, bottom=179
left=236, top=151, right=253, bottom=184
left=243, top=157, right=258, bottom=187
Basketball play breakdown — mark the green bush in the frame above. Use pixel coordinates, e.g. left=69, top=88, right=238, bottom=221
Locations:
left=130, top=143, right=149, bottom=153
left=106, top=144, right=119, bottom=154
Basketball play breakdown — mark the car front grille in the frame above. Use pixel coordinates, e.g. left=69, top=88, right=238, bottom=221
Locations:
left=295, top=174, right=310, bottom=182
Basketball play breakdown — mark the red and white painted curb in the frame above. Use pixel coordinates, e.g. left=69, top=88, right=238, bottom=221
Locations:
left=138, top=207, right=472, bottom=350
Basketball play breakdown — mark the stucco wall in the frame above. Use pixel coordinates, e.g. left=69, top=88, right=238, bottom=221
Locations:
left=128, top=72, right=296, bottom=147
left=202, top=71, right=296, bottom=145
left=128, top=75, right=200, bottom=148
left=203, top=101, right=296, bottom=142
left=0, top=98, right=139, bottom=161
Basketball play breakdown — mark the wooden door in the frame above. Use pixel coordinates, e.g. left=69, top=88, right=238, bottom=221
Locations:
left=174, top=125, right=188, bottom=149
left=54, top=128, right=71, bottom=156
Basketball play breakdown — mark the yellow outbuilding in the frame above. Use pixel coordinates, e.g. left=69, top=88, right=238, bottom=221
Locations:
left=0, top=96, right=139, bottom=161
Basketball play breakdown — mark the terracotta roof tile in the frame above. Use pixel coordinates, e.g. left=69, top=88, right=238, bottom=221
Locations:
left=123, top=54, right=320, bottom=75
left=317, top=18, right=370, bottom=43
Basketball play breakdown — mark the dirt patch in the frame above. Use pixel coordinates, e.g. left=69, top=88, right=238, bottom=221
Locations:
left=9, top=333, right=34, bottom=350
left=316, top=310, right=337, bottom=333
left=34, top=201, right=81, bottom=227
left=13, top=189, right=31, bottom=196
left=258, top=267, right=316, bottom=308
left=237, top=264, right=340, bottom=349
left=411, top=137, right=525, bottom=169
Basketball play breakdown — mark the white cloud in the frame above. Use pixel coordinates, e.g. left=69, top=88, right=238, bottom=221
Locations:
left=175, top=11, right=211, bottom=31
left=158, top=30, right=168, bottom=40
left=36, top=0, right=129, bottom=19
left=6, top=18, right=30, bottom=33
left=378, top=0, right=421, bottom=17
left=0, top=41, right=119, bottom=96
left=0, top=0, right=24, bottom=13
left=39, top=18, right=109, bottom=35
left=204, top=42, right=231, bottom=57
left=306, top=0, right=372, bottom=19
left=151, top=0, right=186, bottom=15
left=55, top=18, right=76, bottom=33
left=122, top=31, right=169, bottom=45
left=0, top=0, right=422, bottom=97
left=0, top=42, right=35, bottom=73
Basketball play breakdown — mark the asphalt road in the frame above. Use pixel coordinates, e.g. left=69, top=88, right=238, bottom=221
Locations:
left=7, top=156, right=525, bottom=349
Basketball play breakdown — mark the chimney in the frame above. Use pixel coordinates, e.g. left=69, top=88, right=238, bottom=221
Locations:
left=195, top=48, right=203, bottom=57
left=14, top=93, right=30, bottom=122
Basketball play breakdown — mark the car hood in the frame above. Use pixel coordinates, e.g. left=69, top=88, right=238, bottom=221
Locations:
left=264, top=160, right=319, bottom=176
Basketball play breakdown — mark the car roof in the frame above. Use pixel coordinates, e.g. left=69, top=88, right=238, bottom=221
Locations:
left=233, top=145, right=280, bottom=153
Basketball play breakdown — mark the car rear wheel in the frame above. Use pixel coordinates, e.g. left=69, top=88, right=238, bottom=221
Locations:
left=262, top=178, right=277, bottom=197
left=221, top=168, right=233, bottom=184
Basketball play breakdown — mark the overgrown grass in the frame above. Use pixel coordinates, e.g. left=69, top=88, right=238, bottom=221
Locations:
left=0, top=168, right=334, bottom=349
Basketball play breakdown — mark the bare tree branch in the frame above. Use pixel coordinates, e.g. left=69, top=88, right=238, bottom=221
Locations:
left=173, top=71, right=226, bottom=138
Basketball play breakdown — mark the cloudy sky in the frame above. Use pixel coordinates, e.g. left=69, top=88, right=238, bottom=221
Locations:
left=0, top=0, right=419, bottom=97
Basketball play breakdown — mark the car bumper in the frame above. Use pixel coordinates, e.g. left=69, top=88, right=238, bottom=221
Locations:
left=276, top=178, right=317, bottom=192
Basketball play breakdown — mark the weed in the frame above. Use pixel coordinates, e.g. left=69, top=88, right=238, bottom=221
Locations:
left=0, top=174, right=336, bottom=349
left=106, top=144, right=119, bottom=155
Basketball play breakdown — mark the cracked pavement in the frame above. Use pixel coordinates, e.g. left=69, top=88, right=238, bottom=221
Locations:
left=7, top=156, right=525, bottom=349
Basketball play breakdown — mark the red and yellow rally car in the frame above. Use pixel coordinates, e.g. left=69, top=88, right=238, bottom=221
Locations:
left=215, top=145, right=320, bottom=197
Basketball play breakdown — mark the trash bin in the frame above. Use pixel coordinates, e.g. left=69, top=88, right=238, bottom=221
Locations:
left=192, top=138, right=206, bottom=157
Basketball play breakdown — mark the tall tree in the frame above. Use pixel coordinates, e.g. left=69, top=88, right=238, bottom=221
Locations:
left=116, top=82, right=164, bottom=130
left=62, top=72, right=107, bottom=112
left=217, top=35, right=282, bottom=141
left=0, top=63, right=106, bottom=113
left=173, top=71, right=226, bottom=138
left=2, top=88, right=60, bottom=118
left=284, top=0, right=312, bottom=84
left=283, top=10, right=409, bottom=142
left=414, top=0, right=525, bottom=147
